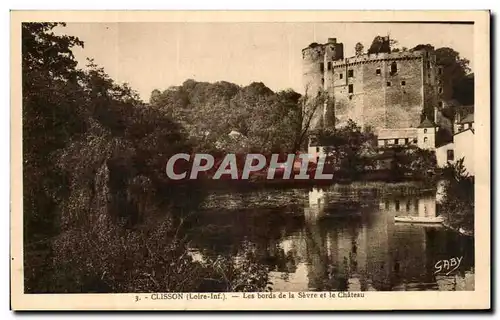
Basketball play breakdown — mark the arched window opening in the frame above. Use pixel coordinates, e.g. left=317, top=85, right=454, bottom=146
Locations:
left=390, top=61, right=398, bottom=75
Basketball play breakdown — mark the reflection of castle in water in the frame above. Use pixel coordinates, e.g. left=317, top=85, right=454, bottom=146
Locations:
left=269, top=187, right=473, bottom=291
left=380, top=195, right=437, bottom=218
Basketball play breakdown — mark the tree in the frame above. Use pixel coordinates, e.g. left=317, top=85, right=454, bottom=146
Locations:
left=440, top=159, right=474, bottom=233
left=392, top=47, right=408, bottom=53
left=435, top=47, right=471, bottom=76
left=318, top=120, right=376, bottom=178
left=367, top=36, right=391, bottom=54
left=292, top=86, right=328, bottom=152
left=412, top=44, right=434, bottom=52
left=149, top=80, right=304, bottom=154
left=389, top=38, right=399, bottom=50
left=453, top=73, right=474, bottom=106
left=412, top=44, right=471, bottom=84
left=412, top=44, right=473, bottom=106
left=22, top=22, right=88, bottom=240
left=354, top=42, right=364, bottom=56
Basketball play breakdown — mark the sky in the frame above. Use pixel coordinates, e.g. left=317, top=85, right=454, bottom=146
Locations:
left=59, top=22, right=474, bottom=101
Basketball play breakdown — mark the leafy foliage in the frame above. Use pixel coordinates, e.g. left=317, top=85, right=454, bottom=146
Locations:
left=439, top=159, right=474, bottom=233
left=367, top=36, right=391, bottom=54
left=317, top=120, right=376, bottom=178
left=354, top=42, right=364, bottom=56
left=412, top=44, right=472, bottom=105
left=22, top=22, right=272, bottom=293
left=149, top=81, right=303, bottom=154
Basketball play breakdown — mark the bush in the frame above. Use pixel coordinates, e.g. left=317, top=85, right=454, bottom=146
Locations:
left=439, top=159, right=474, bottom=233
left=26, top=219, right=271, bottom=293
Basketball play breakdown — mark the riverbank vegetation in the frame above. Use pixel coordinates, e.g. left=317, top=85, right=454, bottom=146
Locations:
left=23, top=23, right=270, bottom=293
left=438, top=159, right=474, bottom=235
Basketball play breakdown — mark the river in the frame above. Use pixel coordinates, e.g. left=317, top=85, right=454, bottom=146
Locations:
left=179, top=182, right=474, bottom=292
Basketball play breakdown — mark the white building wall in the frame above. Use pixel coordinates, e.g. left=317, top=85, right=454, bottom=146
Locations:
left=436, top=142, right=454, bottom=168
left=418, top=196, right=437, bottom=218
left=454, top=129, right=474, bottom=176
left=417, top=127, right=437, bottom=150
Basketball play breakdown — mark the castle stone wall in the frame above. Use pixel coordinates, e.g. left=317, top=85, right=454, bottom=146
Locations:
left=302, top=39, right=446, bottom=134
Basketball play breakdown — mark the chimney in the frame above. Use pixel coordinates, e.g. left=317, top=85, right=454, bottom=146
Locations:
left=328, top=38, right=337, bottom=44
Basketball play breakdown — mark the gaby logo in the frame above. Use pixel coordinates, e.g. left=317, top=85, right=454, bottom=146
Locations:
left=165, top=153, right=333, bottom=180
left=434, top=256, right=463, bottom=276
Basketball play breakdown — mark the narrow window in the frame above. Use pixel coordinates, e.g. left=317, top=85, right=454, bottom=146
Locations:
left=401, top=80, right=406, bottom=86
left=424, top=129, right=428, bottom=134
left=321, top=78, right=324, bottom=85
left=395, top=200, right=400, bottom=212
left=447, top=150, right=454, bottom=161
left=427, top=61, right=431, bottom=69
left=320, top=63, right=324, bottom=72
left=376, top=68, right=381, bottom=75
left=339, top=73, right=343, bottom=79
left=316, top=147, right=320, bottom=153
left=405, top=138, right=409, bottom=145
left=348, top=84, right=354, bottom=94
left=423, top=137, right=428, bottom=143
left=438, top=101, right=443, bottom=108
left=387, top=81, right=391, bottom=87
left=327, top=62, right=331, bottom=71
left=438, top=67, right=443, bottom=75
left=390, top=61, right=397, bottom=74
left=395, top=139, right=399, bottom=145
left=348, top=69, right=354, bottom=78
left=438, top=87, right=443, bottom=94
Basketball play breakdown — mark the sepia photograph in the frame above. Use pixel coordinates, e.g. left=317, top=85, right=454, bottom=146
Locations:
left=10, top=10, right=490, bottom=310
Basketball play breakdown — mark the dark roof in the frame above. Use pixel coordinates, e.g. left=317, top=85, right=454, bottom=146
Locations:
left=459, top=113, right=474, bottom=124
left=418, top=118, right=437, bottom=128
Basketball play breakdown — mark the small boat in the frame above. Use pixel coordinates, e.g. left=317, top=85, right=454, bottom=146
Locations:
left=394, top=215, right=444, bottom=224
left=458, top=227, right=474, bottom=237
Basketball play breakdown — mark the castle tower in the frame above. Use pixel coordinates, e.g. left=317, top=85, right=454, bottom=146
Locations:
left=323, top=38, right=344, bottom=127
left=302, top=43, right=326, bottom=132
left=417, top=117, right=437, bottom=150
left=302, top=38, right=345, bottom=133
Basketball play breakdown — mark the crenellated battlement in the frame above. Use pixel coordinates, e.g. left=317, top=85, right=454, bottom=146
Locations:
left=302, top=38, right=344, bottom=62
left=331, top=50, right=428, bottom=68
left=302, top=44, right=325, bottom=60
left=301, top=37, right=338, bottom=52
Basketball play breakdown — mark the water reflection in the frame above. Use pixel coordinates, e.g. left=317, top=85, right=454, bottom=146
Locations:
left=185, top=183, right=474, bottom=292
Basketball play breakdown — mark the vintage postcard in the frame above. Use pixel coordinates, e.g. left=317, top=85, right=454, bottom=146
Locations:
left=10, top=10, right=490, bottom=310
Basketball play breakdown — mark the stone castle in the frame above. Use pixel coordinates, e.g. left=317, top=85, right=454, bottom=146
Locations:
left=302, top=37, right=450, bottom=134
